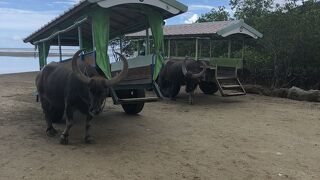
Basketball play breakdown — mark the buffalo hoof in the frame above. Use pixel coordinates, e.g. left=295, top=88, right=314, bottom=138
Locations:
left=189, top=100, right=194, bottom=105
left=85, top=136, right=95, bottom=144
left=46, top=127, right=58, bottom=137
left=60, top=135, right=69, bottom=145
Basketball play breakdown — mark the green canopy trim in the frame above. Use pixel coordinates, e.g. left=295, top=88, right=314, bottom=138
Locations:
left=38, top=42, right=50, bottom=69
left=144, top=9, right=164, bottom=80
left=91, top=7, right=111, bottom=78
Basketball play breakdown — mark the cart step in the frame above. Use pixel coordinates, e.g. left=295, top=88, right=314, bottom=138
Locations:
left=221, top=84, right=241, bottom=89
left=222, top=92, right=246, bottom=97
left=118, top=97, right=160, bottom=104
left=216, top=76, right=236, bottom=80
left=215, top=75, right=246, bottom=97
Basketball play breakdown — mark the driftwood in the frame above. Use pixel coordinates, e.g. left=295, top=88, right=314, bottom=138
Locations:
left=243, top=85, right=320, bottom=102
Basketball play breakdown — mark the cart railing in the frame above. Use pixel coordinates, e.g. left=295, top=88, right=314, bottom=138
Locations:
left=210, top=58, right=243, bottom=69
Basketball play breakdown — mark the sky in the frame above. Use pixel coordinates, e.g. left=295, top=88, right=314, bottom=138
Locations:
left=0, top=0, right=289, bottom=48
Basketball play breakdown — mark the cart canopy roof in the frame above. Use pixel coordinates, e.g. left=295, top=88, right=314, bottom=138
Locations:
left=127, top=19, right=263, bottom=39
left=23, top=0, right=187, bottom=46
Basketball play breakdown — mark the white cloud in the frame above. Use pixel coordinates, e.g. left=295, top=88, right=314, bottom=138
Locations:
left=184, top=14, right=199, bottom=24
left=0, top=0, right=9, bottom=4
left=274, top=0, right=303, bottom=7
left=52, top=0, right=81, bottom=5
left=0, top=8, right=59, bottom=31
left=274, top=0, right=288, bottom=6
left=0, top=8, right=61, bottom=47
left=12, top=35, right=22, bottom=41
left=188, top=4, right=215, bottom=11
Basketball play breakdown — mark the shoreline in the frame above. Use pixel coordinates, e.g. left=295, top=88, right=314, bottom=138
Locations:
left=0, top=71, right=38, bottom=76
left=0, top=51, right=73, bottom=57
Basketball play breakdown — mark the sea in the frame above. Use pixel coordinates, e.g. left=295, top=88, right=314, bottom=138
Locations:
left=0, top=48, right=116, bottom=75
left=0, top=48, right=73, bottom=74
left=0, top=56, right=64, bottom=74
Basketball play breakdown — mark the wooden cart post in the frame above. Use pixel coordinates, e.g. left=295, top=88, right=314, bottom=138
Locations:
left=78, top=26, right=83, bottom=49
left=58, top=34, right=62, bottom=62
left=195, top=38, right=198, bottom=60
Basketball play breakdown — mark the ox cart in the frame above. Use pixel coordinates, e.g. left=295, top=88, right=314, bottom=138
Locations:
left=24, top=0, right=187, bottom=114
left=127, top=20, right=263, bottom=97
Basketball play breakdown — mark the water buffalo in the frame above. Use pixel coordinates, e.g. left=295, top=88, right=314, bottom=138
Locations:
left=157, top=58, right=207, bottom=104
left=36, top=50, right=128, bottom=144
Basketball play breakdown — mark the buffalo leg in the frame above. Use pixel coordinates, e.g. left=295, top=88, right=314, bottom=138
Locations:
left=84, top=115, right=94, bottom=144
left=168, top=83, right=178, bottom=100
left=44, top=114, right=58, bottom=137
left=188, top=91, right=194, bottom=105
left=60, top=106, right=74, bottom=145
left=40, top=96, right=58, bottom=137
left=51, top=107, right=65, bottom=124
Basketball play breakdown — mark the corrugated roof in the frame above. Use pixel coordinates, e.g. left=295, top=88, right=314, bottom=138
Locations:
left=127, top=20, right=263, bottom=39
left=129, top=20, right=239, bottom=37
left=24, top=0, right=188, bottom=45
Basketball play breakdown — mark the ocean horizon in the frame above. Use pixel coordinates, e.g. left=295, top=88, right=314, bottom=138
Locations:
left=0, top=56, right=68, bottom=75
left=0, top=48, right=117, bottom=75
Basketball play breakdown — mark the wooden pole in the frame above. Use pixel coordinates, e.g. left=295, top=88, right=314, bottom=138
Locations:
left=168, top=39, right=171, bottom=58
left=241, top=38, right=245, bottom=59
left=195, top=38, right=198, bottom=60
left=146, top=29, right=150, bottom=55
left=175, top=41, right=178, bottom=57
left=42, top=43, right=46, bottom=66
left=91, top=23, right=95, bottom=50
left=199, top=40, right=202, bottom=58
left=209, top=39, right=212, bottom=59
left=162, top=40, right=165, bottom=57
left=58, top=34, right=62, bottom=62
left=137, top=40, right=140, bottom=55
left=119, top=38, right=122, bottom=54
left=228, top=39, right=231, bottom=58
left=78, top=26, right=83, bottom=49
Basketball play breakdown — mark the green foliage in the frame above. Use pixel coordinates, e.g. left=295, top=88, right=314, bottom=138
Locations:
left=109, top=36, right=134, bottom=61
left=196, top=6, right=231, bottom=22
left=231, top=0, right=320, bottom=89
left=230, top=0, right=274, bottom=24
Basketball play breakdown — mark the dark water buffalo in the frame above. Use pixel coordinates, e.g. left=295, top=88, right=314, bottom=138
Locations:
left=157, top=58, right=207, bottom=104
left=36, top=50, right=128, bottom=144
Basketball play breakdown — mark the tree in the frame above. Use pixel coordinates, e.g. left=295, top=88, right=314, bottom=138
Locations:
left=230, top=0, right=273, bottom=24
left=196, top=6, right=231, bottom=22
left=230, top=0, right=320, bottom=89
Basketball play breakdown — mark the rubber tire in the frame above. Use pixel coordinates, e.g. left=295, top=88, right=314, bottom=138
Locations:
left=199, top=81, right=219, bottom=95
left=117, top=89, right=145, bottom=115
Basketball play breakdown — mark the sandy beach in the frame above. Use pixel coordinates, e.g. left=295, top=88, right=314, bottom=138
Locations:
left=0, top=72, right=319, bottom=179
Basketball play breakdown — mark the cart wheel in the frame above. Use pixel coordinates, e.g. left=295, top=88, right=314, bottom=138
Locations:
left=199, top=81, right=218, bottom=94
left=117, top=89, right=145, bottom=115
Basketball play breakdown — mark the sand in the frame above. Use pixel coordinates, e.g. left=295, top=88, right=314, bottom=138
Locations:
left=0, top=72, right=319, bottom=180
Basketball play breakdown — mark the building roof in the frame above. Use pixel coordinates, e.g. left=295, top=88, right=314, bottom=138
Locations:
left=127, top=19, right=263, bottom=39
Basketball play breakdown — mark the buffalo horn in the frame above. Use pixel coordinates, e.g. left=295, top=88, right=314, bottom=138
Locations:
left=103, top=52, right=128, bottom=87
left=71, top=49, right=91, bottom=84
left=182, top=59, right=207, bottom=79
